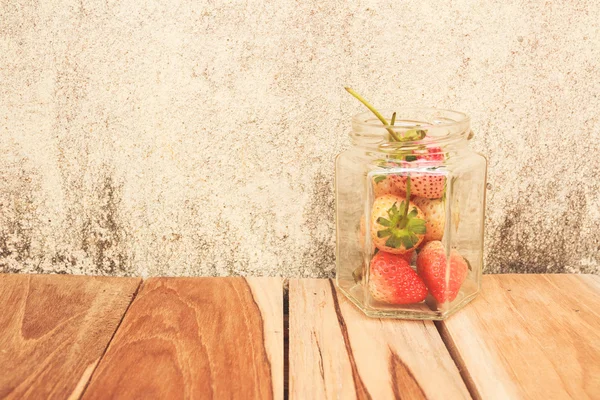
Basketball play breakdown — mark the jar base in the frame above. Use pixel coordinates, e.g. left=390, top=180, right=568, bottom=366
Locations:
left=336, top=280, right=480, bottom=321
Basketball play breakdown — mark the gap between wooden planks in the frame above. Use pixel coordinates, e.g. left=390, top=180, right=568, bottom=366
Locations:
left=1, top=273, right=599, bottom=399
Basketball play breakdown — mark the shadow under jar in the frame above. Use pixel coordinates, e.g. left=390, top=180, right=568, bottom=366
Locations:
left=335, top=108, right=487, bottom=320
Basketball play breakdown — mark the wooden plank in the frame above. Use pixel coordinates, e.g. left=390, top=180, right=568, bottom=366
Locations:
left=288, top=279, right=471, bottom=399
left=82, top=277, right=283, bottom=399
left=0, top=273, right=141, bottom=400
left=438, top=274, right=600, bottom=399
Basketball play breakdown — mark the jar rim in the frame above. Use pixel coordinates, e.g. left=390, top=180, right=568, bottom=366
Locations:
left=350, top=108, right=471, bottom=148
left=351, top=108, right=470, bottom=129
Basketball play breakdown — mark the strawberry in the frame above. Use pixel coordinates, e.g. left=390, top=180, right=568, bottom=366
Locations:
left=394, top=147, right=446, bottom=199
left=370, top=193, right=426, bottom=254
left=360, top=215, right=415, bottom=264
left=368, top=251, right=428, bottom=304
left=372, top=169, right=445, bottom=200
left=372, top=175, right=406, bottom=197
left=413, top=197, right=445, bottom=242
left=396, top=172, right=445, bottom=199
left=416, top=241, right=468, bottom=303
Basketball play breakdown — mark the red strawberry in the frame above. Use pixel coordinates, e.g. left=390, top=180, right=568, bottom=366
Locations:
left=416, top=241, right=468, bottom=303
left=369, top=251, right=428, bottom=304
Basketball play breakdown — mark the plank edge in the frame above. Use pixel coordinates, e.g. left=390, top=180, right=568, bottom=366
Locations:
left=246, top=277, right=284, bottom=400
left=78, top=278, right=144, bottom=399
left=435, top=320, right=481, bottom=400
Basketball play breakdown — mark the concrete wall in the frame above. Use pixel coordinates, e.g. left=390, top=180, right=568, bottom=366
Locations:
left=1, top=0, right=598, bottom=277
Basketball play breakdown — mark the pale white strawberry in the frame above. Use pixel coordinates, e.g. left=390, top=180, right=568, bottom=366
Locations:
left=397, top=173, right=445, bottom=199
left=393, top=147, right=446, bottom=199
left=370, top=194, right=426, bottom=254
left=372, top=175, right=406, bottom=197
left=413, top=197, right=445, bottom=242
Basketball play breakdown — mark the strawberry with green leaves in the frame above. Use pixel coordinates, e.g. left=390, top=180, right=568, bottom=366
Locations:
left=416, top=241, right=468, bottom=303
left=369, top=251, right=428, bottom=304
left=370, top=178, right=426, bottom=254
left=359, top=214, right=415, bottom=261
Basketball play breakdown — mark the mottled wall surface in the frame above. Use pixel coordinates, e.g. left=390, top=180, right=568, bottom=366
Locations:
left=1, top=0, right=599, bottom=277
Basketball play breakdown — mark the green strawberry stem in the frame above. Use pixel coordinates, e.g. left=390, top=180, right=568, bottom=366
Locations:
left=375, top=177, right=426, bottom=251
left=397, top=177, right=412, bottom=229
left=345, top=87, right=429, bottom=164
left=344, top=87, right=402, bottom=142
left=389, top=112, right=397, bottom=142
left=345, top=87, right=428, bottom=142
left=376, top=199, right=426, bottom=250
left=403, top=176, right=412, bottom=220
left=402, top=129, right=427, bottom=141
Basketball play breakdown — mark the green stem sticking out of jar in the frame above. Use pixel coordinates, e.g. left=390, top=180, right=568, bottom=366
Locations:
left=345, top=87, right=427, bottom=142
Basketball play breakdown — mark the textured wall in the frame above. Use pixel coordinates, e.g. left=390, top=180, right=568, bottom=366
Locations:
left=1, top=0, right=598, bottom=277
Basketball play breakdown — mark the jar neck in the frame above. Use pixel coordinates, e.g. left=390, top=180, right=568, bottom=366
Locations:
left=349, top=108, right=471, bottom=152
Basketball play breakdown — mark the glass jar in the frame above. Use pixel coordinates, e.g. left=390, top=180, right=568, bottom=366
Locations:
left=335, top=108, right=487, bottom=320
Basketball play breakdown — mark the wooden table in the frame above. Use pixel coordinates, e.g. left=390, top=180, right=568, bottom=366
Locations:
left=1, top=274, right=599, bottom=399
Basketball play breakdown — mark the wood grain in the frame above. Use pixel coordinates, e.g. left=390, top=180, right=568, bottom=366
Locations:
left=82, top=277, right=283, bottom=400
left=438, top=274, right=600, bottom=399
left=0, top=273, right=141, bottom=400
left=288, top=279, right=471, bottom=400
